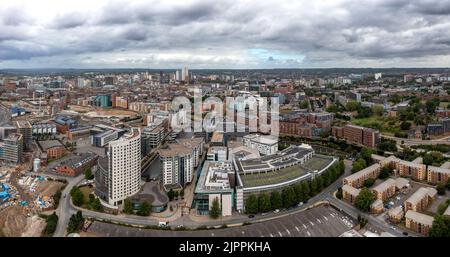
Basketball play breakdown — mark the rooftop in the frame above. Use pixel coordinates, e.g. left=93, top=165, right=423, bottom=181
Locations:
left=405, top=210, right=434, bottom=226
left=344, top=163, right=380, bottom=183
left=405, top=187, right=437, bottom=205
left=195, top=161, right=235, bottom=194
left=372, top=178, right=396, bottom=193
left=38, top=140, right=65, bottom=151
left=239, top=164, right=309, bottom=188
left=342, top=184, right=361, bottom=196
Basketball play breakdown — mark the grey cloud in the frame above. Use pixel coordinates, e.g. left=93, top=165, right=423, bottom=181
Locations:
left=2, top=0, right=450, bottom=68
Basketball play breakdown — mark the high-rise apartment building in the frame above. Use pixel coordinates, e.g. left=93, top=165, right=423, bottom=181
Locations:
left=0, top=133, right=23, bottom=163
left=16, top=120, right=32, bottom=151
left=95, top=128, right=141, bottom=207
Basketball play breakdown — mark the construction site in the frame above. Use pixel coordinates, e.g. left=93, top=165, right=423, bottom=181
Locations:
left=0, top=164, right=66, bottom=237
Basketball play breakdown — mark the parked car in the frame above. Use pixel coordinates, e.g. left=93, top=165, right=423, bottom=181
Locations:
left=248, top=215, right=255, bottom=218
left=297, top=202, right=304, bottom=207
left=273, top=209, right=280, bottom=214
left=403, top=232, right=408, bottom=236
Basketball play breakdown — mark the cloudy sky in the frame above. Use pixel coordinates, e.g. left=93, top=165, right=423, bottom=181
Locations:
left=1, top=0, right=450, bottom=69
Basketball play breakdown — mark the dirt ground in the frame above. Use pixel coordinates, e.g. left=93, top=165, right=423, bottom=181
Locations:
left=0, top=206, right=46, bottom=237
left=0, top=206, right=29, bottom=237
left=36, top=180, right=65, bottom=199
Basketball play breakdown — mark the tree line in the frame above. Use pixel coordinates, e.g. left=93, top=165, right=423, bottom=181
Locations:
left=244, top=161, right=345, bottom=214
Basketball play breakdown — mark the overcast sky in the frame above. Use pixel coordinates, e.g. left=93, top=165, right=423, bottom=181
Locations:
left=1, top=0, right=450, bottom=69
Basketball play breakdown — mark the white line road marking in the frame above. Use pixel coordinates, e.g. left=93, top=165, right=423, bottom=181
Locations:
left=295, top=226, right=300, bottom=232
left=309, top=221, right=314, bottom=226
left=303, top=224, right=307, bottom=229
left=307, top=231, right=311, bottom=236
left=270, top=233, right=273, bottom=237
left=286, top=229, right=291, bottom=235
left=323, top=216, right=328, bottom=221
left=317, top=218, right=322, bottom=224
left=278, top=231, right=283, bottom=237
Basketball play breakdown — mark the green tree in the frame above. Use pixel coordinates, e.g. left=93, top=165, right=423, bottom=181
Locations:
left=70, top=187, right=84, bottom=207
left=258, top=193, right=271, bottom=213
left=167, top=189, right=175, bottom=201
left=42, top=212, right=58, bottom=237
left=379, top=166, right=391, bottom=179
left=400, top=121, right=412, bottom=131
left=372, top=105, right=384, bottom=116
left=282, top=187, right=297, bottom=208
left=361, top=148, right=375, bottom=164
left=310, top=179, right=318, bottom=196
left=270, top=191, right=282, bottom=210
left=436, top=182, right=447, bottom=195
left=84, top=168, right=94, bottom=180
left=429, top=215, right=450, bottom=237
left=346, top=101, right=360, bottom=112
left=90, top=198, right=103, bottom=211
left=301, top=182, right=311, bottom=201
left=364, top=178, right=376, bottom=188
left=336, top=187, right=343, bottom=200
left=123, top=198, right=134, bottom=214
left=299, top=100, right=309, bottom=109
left=245, top=194, right=259, bottom=214
left=67, top=211, right=84, bottom=233
left=352, top=158, right=367, bottom=173
left=355, top=188, right=375, bottom=212
left=137, top=201, right=151, bottom=216
left=209, top=197, right=221, bottom=219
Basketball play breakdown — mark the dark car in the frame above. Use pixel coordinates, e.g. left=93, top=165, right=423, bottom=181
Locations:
left=402, top=232, right=408, bottom=236
left=248, top=215, right=255, bottom=218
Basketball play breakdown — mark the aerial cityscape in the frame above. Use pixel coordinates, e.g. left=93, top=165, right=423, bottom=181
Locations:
left=1, top=0, right=450, bottom=242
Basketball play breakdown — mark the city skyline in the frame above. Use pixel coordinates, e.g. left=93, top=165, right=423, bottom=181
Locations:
left=2, top=0, right=450, bottom=69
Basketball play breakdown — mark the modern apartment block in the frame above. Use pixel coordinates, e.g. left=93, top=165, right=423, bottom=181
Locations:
left=158, top=143, right=195, bottom=190
left=332, top=124, right=380, bottom=148
left=343, top=163, right=380, bottom=188
left=194, top=161, right=235, bottom=216
left=16, top=120, right=32, bottom=151
left=427, top=166, right=450, bottom=185
left=177, top=138, right=204, bottom=167
left=95, top=128, right=141, bottom=208
left=405, top=210, right=434, bottom=236
left=342, top=184, right=360, bottom=204
left=404, top=187, right=437, bottom=212
left=371, top=178, right=396, bottom=201
left=0, top=133, right=23, bottom=163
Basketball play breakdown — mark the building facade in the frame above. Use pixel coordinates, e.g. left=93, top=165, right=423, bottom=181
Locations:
left=95, top=128, right=141, bottom=207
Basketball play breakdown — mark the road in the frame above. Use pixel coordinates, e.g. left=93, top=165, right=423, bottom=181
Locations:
left=54, top=159, right=409, bottom=237
left=53, top=174, right=85, bottom=237
left=382, top=134, right=450, bottom=146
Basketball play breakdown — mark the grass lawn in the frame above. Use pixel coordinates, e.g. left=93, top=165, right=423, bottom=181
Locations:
left=240, top=165, right=309, bottom=188
left=79, top=186, right=94, bottom=205
left=303, top=155, right=334, bottom=171
left=352, top=116, right=401, bottom=135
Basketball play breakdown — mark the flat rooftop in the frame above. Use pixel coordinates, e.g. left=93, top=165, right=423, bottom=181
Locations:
left=239, top=164, right=309, bottom=188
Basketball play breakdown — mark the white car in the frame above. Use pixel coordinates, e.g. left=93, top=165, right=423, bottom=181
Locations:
left=273, top=209, right=280, bottom=214
left=297, top=202, right=304, bottom=207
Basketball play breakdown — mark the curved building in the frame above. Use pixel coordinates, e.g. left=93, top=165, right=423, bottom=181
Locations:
left=95, top=128, right=141, bottom=208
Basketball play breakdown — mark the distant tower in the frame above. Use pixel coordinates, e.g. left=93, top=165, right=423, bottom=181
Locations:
left=182, top=66, right=189, bottom=83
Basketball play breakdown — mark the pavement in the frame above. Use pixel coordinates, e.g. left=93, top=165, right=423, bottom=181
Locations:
left=87, top=205, right=355, bottom=237
left=53, top=174, right=85, bottom=237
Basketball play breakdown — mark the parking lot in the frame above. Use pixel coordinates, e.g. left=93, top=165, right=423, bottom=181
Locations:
left=86, top=205, right=355, bottom=237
